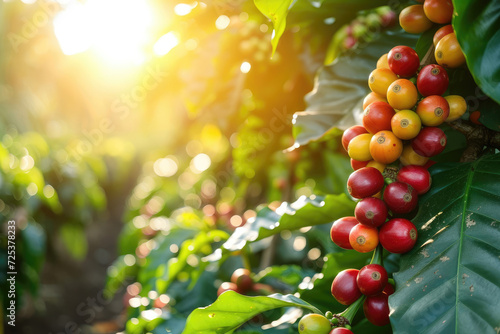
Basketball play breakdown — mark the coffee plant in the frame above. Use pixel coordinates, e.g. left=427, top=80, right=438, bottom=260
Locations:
left=3, top=0, right=498, bottom=333
left=97, top=0, right=500, bottom=333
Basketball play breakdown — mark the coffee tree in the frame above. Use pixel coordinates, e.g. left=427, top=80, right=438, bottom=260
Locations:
left=106, top=1, right=500, bottom=333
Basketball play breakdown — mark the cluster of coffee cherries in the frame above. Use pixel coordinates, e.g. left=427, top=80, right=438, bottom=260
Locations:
left=399, top=0, right=466, bottom=68
left=297, top=265, right=396, bottom=333
left=331, top=264, right=395, bottom=327
left=325, top=40, right=469, bottom=329
left=224, top=17, right=273, bottom=63
left=217, top=268, right=273, bottom=297
left=337, top=6, right=396, bottom=52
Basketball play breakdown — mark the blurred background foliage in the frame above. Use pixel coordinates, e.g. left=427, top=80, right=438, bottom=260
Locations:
left=0, top=0, right=400, bottom=333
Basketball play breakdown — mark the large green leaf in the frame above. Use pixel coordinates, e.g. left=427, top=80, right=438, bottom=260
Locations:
left=453, top=0, right=500, bottom=105
left=476, top=98, right=500, bottom=133
left=390, top=153, right=500, bottom=334
left=183, top=292, right=321, bottom=334
left=254, top=0, right=293, bottom=55
left=205, top=194, right=355, bottom=261
left=293, top=29, right=419, bottom=146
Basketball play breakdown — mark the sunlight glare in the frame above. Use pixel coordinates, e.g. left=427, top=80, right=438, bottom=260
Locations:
left=153, top=32, right=179, bottom=56
left=54, top=0, right=153, bottom=65
left=215, top=15, right=230, bottom=30
left=174, top=3, right=197, bottom=16
left=240, top=62, right=251, bottom=73
left=53, top=2, right=92, bottom=55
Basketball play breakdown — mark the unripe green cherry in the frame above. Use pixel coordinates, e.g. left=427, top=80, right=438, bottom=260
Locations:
left=298, top=314, right=332, bottom=334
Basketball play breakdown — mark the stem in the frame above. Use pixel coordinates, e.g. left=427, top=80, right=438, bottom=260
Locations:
left=339, top=295, right=366, bottom=323
left=370, top=244, right=384, bottom=266
left=447, top=119, right=500, bottom=162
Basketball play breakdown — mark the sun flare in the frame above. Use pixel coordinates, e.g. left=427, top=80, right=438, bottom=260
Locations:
left=54, top=0, right=154, bottom=65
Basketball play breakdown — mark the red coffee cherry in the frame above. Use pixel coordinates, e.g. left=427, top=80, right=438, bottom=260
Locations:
left=357, top=264, right=389, bottom=296
left=379, top=218, right=418, bottom=254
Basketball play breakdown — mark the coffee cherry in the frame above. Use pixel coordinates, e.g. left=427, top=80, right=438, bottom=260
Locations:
left=362, top=101, right=396, bottom=134
left=217, top=282, right=241, bottom=296
left=330, top=217, right=359, bottom=249
left=368, top=68, right=398, bottom=96
left=387, top=46, right=419, bottom=77
left=348, top=133, right=373, bottom=161
left=469, top=110, right=482, bottom=125
left=433, top=24, right=453, bottom=46
left=331, top=269, right=362, bottom=305
left=363, top=92, right=387, bottom=109
left=298, top=314, right=332, bottom=334
left=366, top=160, right=386, bottom=174
left=387, top=79, right=418, bottom=110
left=370, top=131, right=403, bottom=164
left=411, top=127, right=447, bottom=157
left=347, top=167, right=385, bottom=199
left=383, top=283, right=395, bottom=296
left=231, top=268, right=253, bottom=293
left=383, top=181, right=418, bottom=214
left=435, top=33, right=466, bottom=68
left=376, top=53, right=390, bottom=70
left=349, top=224, right=379, bottom=253
left=379, top=218, right=418, bottom=253
left=351, top=158, right=369, bottom=171
left=423, top=0, right=453, bottom=24
left=417, top=64, right=449, bottom=97
left=391, top=109, right=422, bottom=140
left=400, top=144, right=429, bottom=166
left=355, top=197, right=388, bottom=227
left=444, top=95, right=467, bottom=122
left=357, top=264, right=388, bottom=296
left=363, top=293, right=390, bottom=326
left=397, top=165, right=432, bottom=195
left=423, top=159, right=437, bottom=169
left=342, top=125, right=369, bottom=151
left=399, top=5, right=433, bottom=34
left=416, top=95, right=450, bottom=126
left=329, top=328, right=353, bottom=334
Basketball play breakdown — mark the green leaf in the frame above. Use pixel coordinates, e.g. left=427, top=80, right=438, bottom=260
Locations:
left=172, top=270, right=219, bottom=316
left=254, top=0, right=293, bottom=55
left=59, top=223, right=88, bottom=260
left=453, top=0, right=500, bottom=104
left=206, top=194, right=355, bottom=261
left=139, top=228, right=197, bottom=293
left=162, top=230, right=229, bottom=292
left=293, top=29, right=419, bottom=146
left=152, top=313, right=187, bottom=334
left=352, top=318, right=392, bottom=333
left=183, top=292, right=321, bottom=334
left=476, top=98, right=500, bottom=133
left=390, top=153, right=500, bottom=333
left=254, top=265, right=309, bottom=288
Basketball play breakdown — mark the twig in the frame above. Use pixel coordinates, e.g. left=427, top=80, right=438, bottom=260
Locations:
left=447, top=119, right=500, bottom=162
